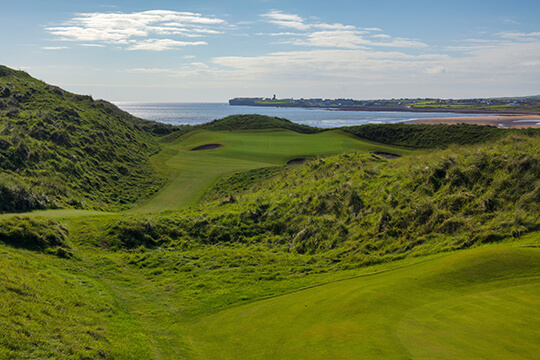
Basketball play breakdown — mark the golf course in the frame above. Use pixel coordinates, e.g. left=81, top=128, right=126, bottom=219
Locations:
left=0, top=66, right=539, bottom=359
left=134, top=128, right=418, bottom=212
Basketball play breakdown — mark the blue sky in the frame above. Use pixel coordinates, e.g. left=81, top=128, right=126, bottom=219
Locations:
left=2, top=0, right=539, bottom=102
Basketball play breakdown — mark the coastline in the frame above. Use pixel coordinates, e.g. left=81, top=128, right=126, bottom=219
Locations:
left=405, top=115, right=540, bottom=128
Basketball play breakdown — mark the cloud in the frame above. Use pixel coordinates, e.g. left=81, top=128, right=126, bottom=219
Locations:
left=45, top=10, right=226, bottom=50
left=501, top=17, right=520, bottom=25
left=260, top=11, right=426, bottom=49
left=127, top=39, right=207, bottom=51
left=497, top=31, right=540, bottom=39
left=261, top=11, right=309, bottom=31
left=41, top=46, right=69, bottom=50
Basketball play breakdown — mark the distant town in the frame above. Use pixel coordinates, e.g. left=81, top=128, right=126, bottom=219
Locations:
left=229, top=95, right=540, bottom=114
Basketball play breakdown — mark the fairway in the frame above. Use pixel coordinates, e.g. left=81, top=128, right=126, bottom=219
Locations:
left=133, top=129, right=417, bottom=213
left=189, top=246, right=540, bottom=359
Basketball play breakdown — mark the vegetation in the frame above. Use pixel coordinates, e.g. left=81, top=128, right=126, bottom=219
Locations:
left=191, top=246, right=540, bottom=359
left=0, top=65, right=165, bottom=212
left=1, top=65, right=539, bottom=359
left=342, top=123, right=515, bottom=148
left=134, top=128, right=415, bottom=213
left=199, top=114, right=321, bottom=134
left=0, top=217, right=71, bottom=257
left=103, top=134, right=540, bottom=262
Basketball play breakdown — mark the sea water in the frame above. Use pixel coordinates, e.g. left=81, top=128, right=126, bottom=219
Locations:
left=115, top=102, right=481, bottom=128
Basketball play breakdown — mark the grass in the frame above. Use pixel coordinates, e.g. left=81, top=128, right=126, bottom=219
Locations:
left=133, top=128, right=419, bottom=212
left=189, top=245, right=540, bottom=359
left=342, top=123, right=520, bottom=148
left=1, top=128, right=538, bottom=359
left=1, top=67, right=539, bottom=358
left=0, top=66, right=166, bottom=212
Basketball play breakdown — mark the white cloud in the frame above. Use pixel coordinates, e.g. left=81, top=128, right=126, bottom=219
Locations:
left=256, top=32, right=303, bottom=36
left=497, top=31, right=540, bottom=39
left=260, top=11, right=426, bottom=49
left=127, top=39, right=206, bottom=51
left=41, top=46, right=68, bottom=50
left=520, top=60, right=540, bottom=67
left=287, top=30, right=426, bottom=49
left=45, top=10, right=226, bottom=51
left=127, top=68, right=177, bottom=74
left=501, top=17, right=520, bottom=25
left=261, top=11, right=310, bottom=31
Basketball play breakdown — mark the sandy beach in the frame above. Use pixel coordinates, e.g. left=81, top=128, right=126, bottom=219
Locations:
left=407, top=115, right=540, bottom=128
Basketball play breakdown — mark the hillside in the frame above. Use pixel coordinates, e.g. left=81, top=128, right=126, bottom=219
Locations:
left=0, top=66, right=168, bottom=212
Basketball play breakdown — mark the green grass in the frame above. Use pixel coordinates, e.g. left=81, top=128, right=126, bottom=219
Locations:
left=189, top=245, right=540, bottom=359
left=0, top=66, right=166, bottom=212
left=133, top=129, right=418, bottom=212
left=1, top=66, right=539, bottom=359
left=342, top=123, right=523, bottom=149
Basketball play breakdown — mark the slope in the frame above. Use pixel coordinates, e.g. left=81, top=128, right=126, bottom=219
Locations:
left=0, top=65, right=167, bottom=212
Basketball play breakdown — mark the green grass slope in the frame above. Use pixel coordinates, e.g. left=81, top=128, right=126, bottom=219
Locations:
left=0, top=65, right=166, bottom=212
left=1, top=65, right=539, bottom=359
left=189, top=245, right=540, bottom=359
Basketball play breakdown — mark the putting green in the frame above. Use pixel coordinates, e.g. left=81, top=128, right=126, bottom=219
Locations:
left=189, top=246, right=540, bottom=359
left=133, top=129, right=417, bottom=213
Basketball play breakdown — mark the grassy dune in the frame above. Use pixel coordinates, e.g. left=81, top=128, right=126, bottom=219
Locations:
left=189, top=245, right=540, bottom=359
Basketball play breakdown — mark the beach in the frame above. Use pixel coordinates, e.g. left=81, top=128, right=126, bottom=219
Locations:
left=407, top=115, right=540, bottom=128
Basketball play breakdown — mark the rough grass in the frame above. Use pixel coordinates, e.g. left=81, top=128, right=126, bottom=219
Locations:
left=342, top=123, right=533, bottom=148
left=0, top=66, right=165, bottom=212
left=0, top=217, right=71, bottom=257
left=120, top=134, right=540, bottom=264
left=199, top=114, right=321, bottom=134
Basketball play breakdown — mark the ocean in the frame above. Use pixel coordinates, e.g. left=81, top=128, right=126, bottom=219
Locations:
left=115, top=102, right=481, bottom=128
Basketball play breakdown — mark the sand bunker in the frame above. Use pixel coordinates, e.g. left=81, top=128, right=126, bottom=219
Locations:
left=287, top=158, right=306, bottom=165
left=373, top=152, right=402, bottom=159
left=191, top=144, right=223, bottom=151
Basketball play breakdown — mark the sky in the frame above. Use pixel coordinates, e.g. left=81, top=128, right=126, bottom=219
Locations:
left=1, top=0, right=539, bottom=102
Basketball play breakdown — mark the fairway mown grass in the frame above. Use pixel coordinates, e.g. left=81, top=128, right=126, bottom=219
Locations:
left=190, top=246, right=540, bottom=359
